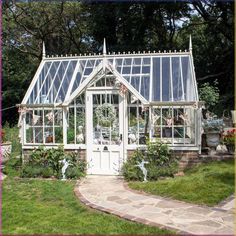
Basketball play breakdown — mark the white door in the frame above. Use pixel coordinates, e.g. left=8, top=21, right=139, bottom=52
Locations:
left=86, top=90, right=124, bottom=175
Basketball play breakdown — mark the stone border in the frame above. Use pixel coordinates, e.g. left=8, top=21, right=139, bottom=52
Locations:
left=216, top=194, right=235, bottom=208
left=73, top=180, right=189, bottom=235
left=123, top=181, right=231, bottom=213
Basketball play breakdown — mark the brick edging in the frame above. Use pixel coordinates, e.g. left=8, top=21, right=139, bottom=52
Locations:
left=73, top=180, right=190, bottom=235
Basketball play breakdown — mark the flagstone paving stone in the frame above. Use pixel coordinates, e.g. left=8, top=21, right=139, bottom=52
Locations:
left=74, top=175, right=235, bottom=235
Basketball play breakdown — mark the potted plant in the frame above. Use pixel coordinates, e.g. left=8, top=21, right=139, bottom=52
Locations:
left=202, top=117, right=224, bottom=148
left=0, top=129, right=12, bottom=163
left=223, top=128, right=235, bottom=154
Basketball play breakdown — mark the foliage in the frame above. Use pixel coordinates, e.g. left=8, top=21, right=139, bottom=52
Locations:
left=129, top=160, right=235, bottom=206
left=2, top=179, right=172, bottom=234
left=67, top=129, right=75, bottom=143
left=122, top=140, right=178, bottom=181
left=2, top=125, right=22, bottom=157
left=20, top=146, right=86, bottom=179
left=199, top=81, right=220, bottom=111
left=223, top=129, right=236, bottom=146
left=3, top=157, right=22, bottom=177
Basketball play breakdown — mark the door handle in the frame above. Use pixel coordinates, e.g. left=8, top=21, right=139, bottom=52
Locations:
left=120, top=134, right=122, bottom=141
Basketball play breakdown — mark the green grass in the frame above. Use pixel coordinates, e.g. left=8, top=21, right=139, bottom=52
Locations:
left=3, top=125, right=22, bottom=157
left=129, top=160, right=235, bottom=206
left=2, top=178, right=172, bottom=234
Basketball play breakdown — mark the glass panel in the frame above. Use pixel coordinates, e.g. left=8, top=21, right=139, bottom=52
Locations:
left=140, top=76, right=150, bottom=100
left=162, top=57, right=171, bottom=101
left=128, top=106, right=138, bottom=144
left=132, top=66, right=141, bottom=74
left=173, top=108, right=185, bottom=143
left=134, top=58, right=141, bottom=65
left=152, top=58, right=160, bottom=101
left=142, top=66, right=150, bottom=74
left=44, top=110, right=54, bottom=143
left=67, top=107, right=75, bottom=144
left=28, top=62, right=52, bottom=104
left=93, top=94, right=120, bottom=145
left=40, top=61, right=60, bottom=104
left=122, top=66, right=131, bottom=74
left=25, top=112, right=33, bottom=143
left=185, top=107, right=195, bottom=144
left=124, top=58, right=132, bottom=65
left=54, top=109, right=63, bottom=143
left=128, top=101, right=149, bottom=145
left=182, top=56, right=195, bottom=101
left=162, top=107, right=173, bottom=141
left=76, top=107, right=85, bottom=144
left=131, top=76, right=140, bottom=92
left=172, top=57, right=183, bottom=101
left=33, top=109, right=43, bottom=143
left=143, top=57, right=150, bottom=65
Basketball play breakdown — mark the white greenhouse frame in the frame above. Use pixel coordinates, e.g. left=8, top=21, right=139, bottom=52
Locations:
left=18, top=38, right=203, bottom=174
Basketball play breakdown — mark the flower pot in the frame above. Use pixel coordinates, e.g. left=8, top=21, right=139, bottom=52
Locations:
left=206, top=132, right=220, bottom=148
left=231, top=110, right=236, bottom=124
left=1, top=142, right=12, bottom=163
left=226, top=144, right=235, bottom=154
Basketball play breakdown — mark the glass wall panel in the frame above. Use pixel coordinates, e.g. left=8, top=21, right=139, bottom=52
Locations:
left=152, top=58, right=160, bottom=101
left=172, top=57, right=183, bottom=101
left=67, top=107, right=75, bottom=144
left=151, top=106, right=196, bottom=145
left=162, top=57, right=171, bottom=101
left=127, top=93, right=149, bottom=145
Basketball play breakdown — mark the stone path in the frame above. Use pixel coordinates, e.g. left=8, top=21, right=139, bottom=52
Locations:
left=74, top=176, right=235, bottom=235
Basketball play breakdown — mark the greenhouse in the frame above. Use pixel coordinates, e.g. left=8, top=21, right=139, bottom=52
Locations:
left=18, top=38, right=203, bottom=175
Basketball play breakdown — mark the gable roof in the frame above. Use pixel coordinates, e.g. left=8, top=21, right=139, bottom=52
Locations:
left=22, top=51, right=198, bottom=105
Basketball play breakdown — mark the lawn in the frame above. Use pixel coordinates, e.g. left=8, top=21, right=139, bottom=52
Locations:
left=2, top=178, right=172, bottom=234
left=129, top=160, right=235, bottom=206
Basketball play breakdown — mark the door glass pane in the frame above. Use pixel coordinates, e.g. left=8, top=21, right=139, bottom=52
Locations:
left=93, top=94, right=120, bottom=145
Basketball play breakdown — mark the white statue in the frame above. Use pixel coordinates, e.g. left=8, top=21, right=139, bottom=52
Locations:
left=135, top=160, right=149, bottom=182
left=128, top=133, right=136, bottom=144
left=76, top=126, right=84, bottom=143
left=59, top=158, right=72, bottom=180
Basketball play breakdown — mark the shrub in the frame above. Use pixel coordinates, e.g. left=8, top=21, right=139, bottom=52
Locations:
left=21, top=147, right=86, bottom=179
left=21, top=165, right=44, bottom=178
left=199, top=81, right=219, bottom=111
left=66, top=166, right=84, bottom=179
left=41, top=167, right=54, bottom=178
left=122, top=140, right=178, bottom=181
left=3, top=157, right=22, bottom=176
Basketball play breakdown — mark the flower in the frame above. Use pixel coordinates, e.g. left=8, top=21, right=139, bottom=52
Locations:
left=223, top=129, right=236, bottom=146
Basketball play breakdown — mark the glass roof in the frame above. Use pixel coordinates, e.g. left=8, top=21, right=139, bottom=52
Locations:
left=25, top=53, right=198, bottom=104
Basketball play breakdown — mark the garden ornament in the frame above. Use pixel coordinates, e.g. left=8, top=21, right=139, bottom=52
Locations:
left=135, top=160, right=149, bottom=182
left=76, top=133, right=84, bottom=143
left=128, top=133, right=136, bottom=144
left=59, top=158, right=72, bottom=180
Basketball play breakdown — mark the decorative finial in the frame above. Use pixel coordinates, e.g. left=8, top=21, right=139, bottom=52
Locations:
left=189, top=35, right=192, bottom=53
left=42, top=41, right=46, bottom=59
left=103, top=38, right=107, bottom=56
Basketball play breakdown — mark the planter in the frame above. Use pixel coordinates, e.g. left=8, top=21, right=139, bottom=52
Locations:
left=206, top=132, right=220, bottom=148
left=226, top=144, right=235, bottom=154
left=1, top=142, right=12, bottom=163
left=231, top=110, right=236, bottom=124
